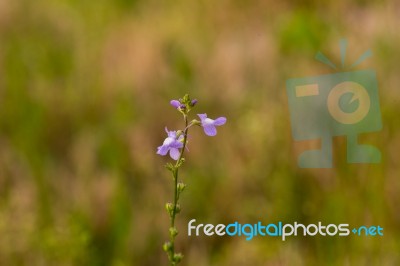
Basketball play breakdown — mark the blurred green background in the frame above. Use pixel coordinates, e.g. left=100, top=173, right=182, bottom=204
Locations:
left=0, top=0, right=399, bottom=265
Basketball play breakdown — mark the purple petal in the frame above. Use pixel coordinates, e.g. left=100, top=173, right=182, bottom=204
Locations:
left=169, top=148, right=180, bottom=160
left=166, top=129, right=177, bottom=138
left=201, top=118, right=215, bottom=127
left=197, top=113, right=207, bottom=121
left=163, top=137, right=175, bottom=146
left=213, top=117, right=226, bottom=126
left=157, top=145, right=169, bottom=156
left=170, top=140, right=183, bottom=149
left=203, top=125, right=217, bottom=136
left=170, top=100, right=181, bottom=108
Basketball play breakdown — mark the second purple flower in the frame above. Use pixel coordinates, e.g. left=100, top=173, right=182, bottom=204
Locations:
left=197, top=114, right=227, bottom=136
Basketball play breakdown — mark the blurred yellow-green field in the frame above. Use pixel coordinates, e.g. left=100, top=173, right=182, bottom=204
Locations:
left=0, top=0, right=399, bottom=265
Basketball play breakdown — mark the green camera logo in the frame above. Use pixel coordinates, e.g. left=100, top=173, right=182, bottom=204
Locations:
left=286, top=40, right=382, bottom=168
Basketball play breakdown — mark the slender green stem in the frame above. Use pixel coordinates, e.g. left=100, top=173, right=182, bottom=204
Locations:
left=168, top=114, right=189, bottom=265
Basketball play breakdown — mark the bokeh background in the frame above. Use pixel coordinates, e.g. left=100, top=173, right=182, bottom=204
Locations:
left=0, top=0, right=399, bottom=265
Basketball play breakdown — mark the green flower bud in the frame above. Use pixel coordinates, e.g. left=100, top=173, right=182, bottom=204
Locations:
left=191, top=119, right=201, bottom=126
left=173, top=253, right=183, bottom=263
left=163, top=242, right=172, bottom=252
left=176, top=130, right=183, bottom=137
left=175, top=204, right=181, bottom=214
left=182, top=94, right=190, bottom=103
left=165, top=203, right=174, bottom=217
left=169, top=227, right=178, bottom=237
left=177, top=182, right=187, bottom=194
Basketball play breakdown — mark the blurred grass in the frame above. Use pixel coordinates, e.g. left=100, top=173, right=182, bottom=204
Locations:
left=0, top=0, right=399, bottom=265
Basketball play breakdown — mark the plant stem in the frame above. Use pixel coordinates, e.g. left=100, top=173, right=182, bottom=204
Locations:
left=168, top=114, right=189, bottom=265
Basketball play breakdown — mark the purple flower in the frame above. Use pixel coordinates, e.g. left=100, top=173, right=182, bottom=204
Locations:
left=191, top=99, right=198, bottom=106
left=197, top=114, right=226, bottom=136
left=157, top=128, right=184, bottom=160
left=170, top=99, right=186, bottom=110
left=170, top=100, right=181, bottom=109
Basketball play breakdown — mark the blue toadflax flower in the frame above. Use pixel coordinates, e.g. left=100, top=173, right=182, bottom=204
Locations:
left=170, top=99, right=186, bottom=109
left=157, top=127, right=184, bottom=160
left=197, top=114, right=227, bottom=136
left=169, top=100, right=181, bottom=108
left=170, top=100, right=181, bottom=108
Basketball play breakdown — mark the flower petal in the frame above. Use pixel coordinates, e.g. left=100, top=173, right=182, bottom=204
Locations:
left=163, top=137, right=175, bottom=146
left=213, top=117, right=226, bottom=126
left=203, top=125, right=217, bottom=136
left=170, top=140, right=183, bottom=149
left=197, top=113, right=207, bottom=121
left=202, top=118, right=214, bottom=126
left=170, top=100, right=181, bottom=108
left=169, top=148, right=180, bottom=160
left=157, top=145, right=169, bottom=156
left=167, top=130, right=177, bottom=138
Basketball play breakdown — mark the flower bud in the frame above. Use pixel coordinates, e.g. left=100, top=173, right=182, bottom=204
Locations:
left=173, top=253, right=184, bottom=263
left=169, top=227, right=178, bottom=237
left=190, top=99, right=198, bottom=107
left=191, top=119, right=201, bottom=126
left=170, top=100, right=181, bottom=109
left=182, top=94, right=190, bottom=103
left=177, top=182, right=187, bottom=194
left=163, top=242, right=172, bottom=252
left=175, top=204, right=181, bottom=214
left=165, top=203, right=174, bottom=217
